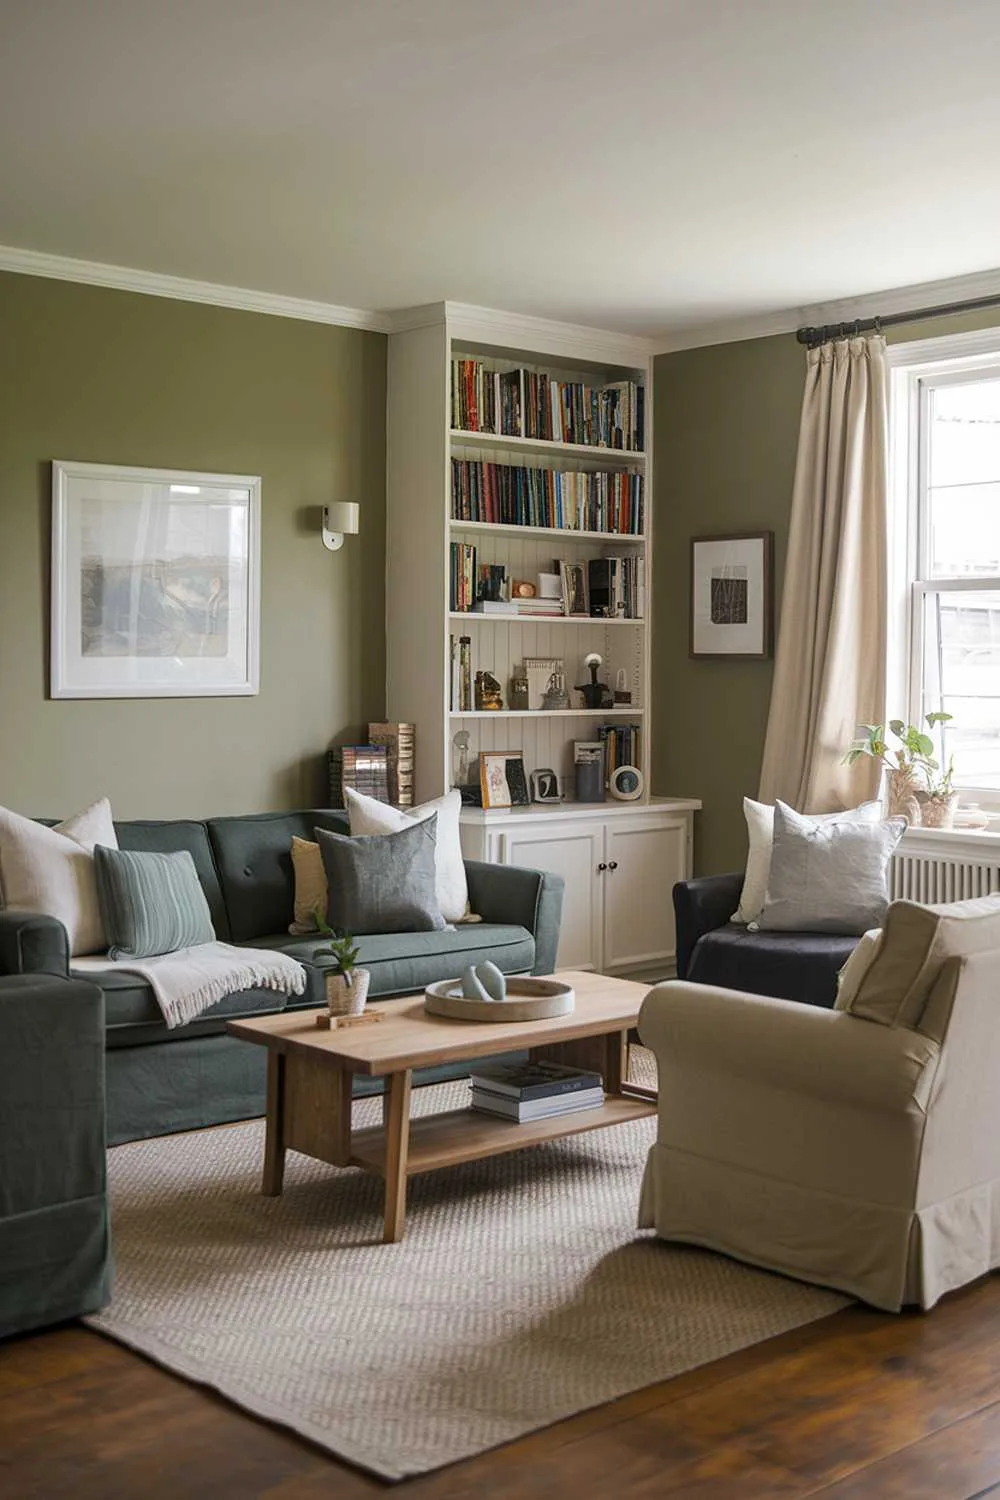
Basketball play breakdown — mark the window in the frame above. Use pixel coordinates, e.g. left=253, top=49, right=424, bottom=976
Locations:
left=890, top=335, right=1000, bottom=802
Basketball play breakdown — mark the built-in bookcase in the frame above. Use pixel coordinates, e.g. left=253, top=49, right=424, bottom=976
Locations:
left=385, top=304, right=654, bottom=805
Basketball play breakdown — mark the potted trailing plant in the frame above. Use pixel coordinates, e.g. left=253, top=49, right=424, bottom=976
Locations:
left=312, top=913, right=371, bottom=1017
left=844, top=713, right=952, bottom=825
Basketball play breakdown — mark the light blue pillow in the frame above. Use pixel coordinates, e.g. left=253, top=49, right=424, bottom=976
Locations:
left=94, top=846, right=216, bottom=959
left=756, top=801, right=906, bottom=936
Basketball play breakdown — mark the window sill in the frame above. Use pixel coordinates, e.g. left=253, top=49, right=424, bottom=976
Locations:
left=900, top=823, right=1000, bottom=857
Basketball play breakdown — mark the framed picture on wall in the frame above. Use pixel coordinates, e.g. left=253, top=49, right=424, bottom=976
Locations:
left=690, top=532, right=773, bottom=658
left=50, top=460, right=261, bottom=698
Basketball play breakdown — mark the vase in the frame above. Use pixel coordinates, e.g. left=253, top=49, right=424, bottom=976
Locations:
left=915, top=792, right=959, bottom=830
left=326, top=968, right=371, bottom=1018
left=884, top=768, right=922, bottom=825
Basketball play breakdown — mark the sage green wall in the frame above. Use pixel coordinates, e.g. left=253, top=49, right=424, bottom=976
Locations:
left=0, top=272, right=386, bottom=819
left=653, top=306, right=1000, bottom=876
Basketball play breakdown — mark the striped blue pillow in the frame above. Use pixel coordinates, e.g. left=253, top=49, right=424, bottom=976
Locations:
left=94, top=846, right=215, bottom=959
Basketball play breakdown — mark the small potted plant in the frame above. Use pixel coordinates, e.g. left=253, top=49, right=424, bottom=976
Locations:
left=312, top=913, right=370, bottom=1018
left=916, top=755, right=960, bottom=829
left=844, top=713, right=952, bottom=825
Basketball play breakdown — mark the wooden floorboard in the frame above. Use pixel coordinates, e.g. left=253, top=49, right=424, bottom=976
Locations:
left=2, top=1276, right=999, bottom=1498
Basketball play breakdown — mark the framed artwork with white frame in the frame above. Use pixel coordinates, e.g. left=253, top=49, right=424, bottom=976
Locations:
left=51, top=460, right=261, bottom=698
left=690, top=532, right=773, bottom=658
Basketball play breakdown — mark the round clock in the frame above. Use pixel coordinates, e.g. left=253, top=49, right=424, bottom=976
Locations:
left=608, top=764, right=645, bottom=802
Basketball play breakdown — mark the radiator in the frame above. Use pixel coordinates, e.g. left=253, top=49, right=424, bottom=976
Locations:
left=890, top=843, right=1000, bottom=904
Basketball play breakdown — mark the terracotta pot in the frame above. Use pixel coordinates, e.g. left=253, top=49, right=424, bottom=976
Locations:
left=326, top=968, right=371, bottom=1017
left=916, top=792, right=959, bottom=830
left=885, top=768, right=922, bottom=826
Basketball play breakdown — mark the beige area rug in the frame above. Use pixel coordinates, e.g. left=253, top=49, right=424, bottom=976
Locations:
left=89, top=1079, right=848, bottom=1480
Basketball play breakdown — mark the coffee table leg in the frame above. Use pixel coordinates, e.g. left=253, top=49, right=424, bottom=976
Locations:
left=262, top=1050, right=286, bottom=1196
left=382, top=1069, right=412, bottom=1243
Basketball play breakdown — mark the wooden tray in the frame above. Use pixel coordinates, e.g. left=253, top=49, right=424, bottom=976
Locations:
left=423, top=976, right=575, bottom=1023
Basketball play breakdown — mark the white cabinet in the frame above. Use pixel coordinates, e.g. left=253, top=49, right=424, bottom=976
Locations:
left=460, top=799, right=699, bottom=978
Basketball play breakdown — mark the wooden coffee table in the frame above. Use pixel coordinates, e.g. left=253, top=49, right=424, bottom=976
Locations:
left=227, top=970, right=655, bottom=1242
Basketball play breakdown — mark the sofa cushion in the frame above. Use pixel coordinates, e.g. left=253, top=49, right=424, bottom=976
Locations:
left=90, top=965, right=323, bottom=1049
left=94, top=847, right=216, bottom=959
left=248, top=922, right=535, bottom=999
left=1, top=799, right=118, bottom=956
left=115, top=820, right=230, bottom=941
left=207, top=811, right=348, bottom=942
left=688, top=925, right=859, bottom=1009
left=844, top=893, right=1000, bottom=1031
left=316, top=819, right=446, bottom=935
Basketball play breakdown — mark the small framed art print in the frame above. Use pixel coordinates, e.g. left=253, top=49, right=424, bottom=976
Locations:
left=690, top=532, right=773, bottom=658
left=479, top=752, right=530, bottom=810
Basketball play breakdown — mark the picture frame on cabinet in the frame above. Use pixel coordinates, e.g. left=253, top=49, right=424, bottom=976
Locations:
left=690, top=532, right=773, bottom=658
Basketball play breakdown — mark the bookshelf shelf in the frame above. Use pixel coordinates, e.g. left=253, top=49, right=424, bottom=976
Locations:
left=450, top=429, right=646, bottom=464
left=448, top=612, right=645, bottom=626
left=449, top=708, right=645, bottom=720
left=449, top=520, right=646, bottom=543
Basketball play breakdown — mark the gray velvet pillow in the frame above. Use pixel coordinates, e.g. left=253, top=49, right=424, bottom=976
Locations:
left=755, top=801, right=906, bottom=936
left=315, top=817, right=446, bottom=936
left=94, top=845, right=216, bottom=959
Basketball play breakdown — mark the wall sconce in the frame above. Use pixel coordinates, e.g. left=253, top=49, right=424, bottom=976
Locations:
left=321, top=502, right=360, bottom=552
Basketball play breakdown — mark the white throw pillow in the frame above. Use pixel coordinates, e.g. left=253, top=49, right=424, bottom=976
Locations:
left=0, top=798, right=118, bottom=955
left=345, top=786, right=469, bottom=923
left=731, top=796, right=883, bottom=925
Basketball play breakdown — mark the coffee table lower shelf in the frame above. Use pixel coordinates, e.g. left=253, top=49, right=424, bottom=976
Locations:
left=349, top=1094, right=656, bottom=1176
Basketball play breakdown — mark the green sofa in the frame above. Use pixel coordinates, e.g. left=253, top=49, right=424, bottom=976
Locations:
left=0, top=973, right=112, bottom=1338
left=0, top=809, right=564, bottom=1145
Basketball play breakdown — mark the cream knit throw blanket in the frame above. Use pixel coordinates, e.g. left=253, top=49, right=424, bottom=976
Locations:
left=73, top=942, right=308, bottom=1030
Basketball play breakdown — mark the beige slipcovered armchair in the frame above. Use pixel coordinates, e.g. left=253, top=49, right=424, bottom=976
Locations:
left=637, top=894, right=1000, bottom=1312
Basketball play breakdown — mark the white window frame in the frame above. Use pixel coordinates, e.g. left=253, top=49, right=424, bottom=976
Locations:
left=888, top=327, right=1000, bottom=810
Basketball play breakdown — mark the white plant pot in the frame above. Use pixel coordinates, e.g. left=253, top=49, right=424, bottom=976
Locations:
left=325, top=968, right=371, bottom=1018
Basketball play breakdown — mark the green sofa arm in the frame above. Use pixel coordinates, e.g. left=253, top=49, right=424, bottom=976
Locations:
left=0, top=974, right=112, bottom=1337
left=0, top=910, right=70, bottom=977
left=464, top=861, right=564, bottom=975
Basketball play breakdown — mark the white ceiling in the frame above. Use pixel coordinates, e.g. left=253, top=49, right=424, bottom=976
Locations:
left=4, top=0, right=1000, bottom=340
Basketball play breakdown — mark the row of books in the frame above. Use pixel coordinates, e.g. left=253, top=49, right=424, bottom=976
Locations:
left=451, top=361, right=644, bottom=451
left=597, top=722, right=642, bottom=781
left=328, top=724, right=415, bottom=807
left=451, top=459, right=644, bottom=535
left=587, top=556, right=645, bottom=620
left=449, top=633, right=473, bottom=712
left=450, top=542, right=478, bottom=613
left=469, top=1061, right=604, bottom=1122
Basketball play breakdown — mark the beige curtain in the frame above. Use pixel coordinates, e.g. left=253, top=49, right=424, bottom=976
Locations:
left=758, top=335, right=888, bottom=812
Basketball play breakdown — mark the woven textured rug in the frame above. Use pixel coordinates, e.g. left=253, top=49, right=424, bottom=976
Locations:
left=89, top=1079, right=848, bottom=1479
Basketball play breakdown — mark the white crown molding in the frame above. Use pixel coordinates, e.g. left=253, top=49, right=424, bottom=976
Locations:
left=443, top=301, right=654, bottom=368
left=654, top=263, right=1000, bottom=356
left=0, top=244, right=393, bottom=333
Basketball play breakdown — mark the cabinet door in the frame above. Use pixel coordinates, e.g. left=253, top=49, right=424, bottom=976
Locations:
left=602, top=816, right=689, bottom=974
left=501, top=822, right=603, bottom=971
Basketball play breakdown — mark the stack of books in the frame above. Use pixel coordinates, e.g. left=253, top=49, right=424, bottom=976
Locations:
left=469, top=1061, right=604, bottom=1122
left=328, top=745, right=390, bottom=806
left=367, top=722, right=414, bottom=807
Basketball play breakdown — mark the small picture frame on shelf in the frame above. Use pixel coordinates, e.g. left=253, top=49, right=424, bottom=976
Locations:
left=479, top=752, right=530, bottom=810
left=558, top=560, right=589, bottom=618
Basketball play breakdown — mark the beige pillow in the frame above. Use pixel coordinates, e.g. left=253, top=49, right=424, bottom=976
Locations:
left=0, top=798, right=118, bottom=955
left=845, top=893, right=1000, bottom=1030
left=289, top=836, right=327, bottom=935
left=834, top=928, right=883, bottom=1012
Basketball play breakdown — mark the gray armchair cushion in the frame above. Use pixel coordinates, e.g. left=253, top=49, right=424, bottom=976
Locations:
left=689, top=925, right=859, bottom=1009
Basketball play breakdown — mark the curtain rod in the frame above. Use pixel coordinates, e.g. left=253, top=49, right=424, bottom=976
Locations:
left=796, top=290, right=1000, bottom=348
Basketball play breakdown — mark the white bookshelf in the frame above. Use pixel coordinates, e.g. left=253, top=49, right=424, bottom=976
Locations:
left=385, top=303, right=655, bottom=805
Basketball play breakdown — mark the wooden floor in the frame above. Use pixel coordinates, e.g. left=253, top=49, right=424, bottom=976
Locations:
left=3, top=1277, right=1000, bottom=1499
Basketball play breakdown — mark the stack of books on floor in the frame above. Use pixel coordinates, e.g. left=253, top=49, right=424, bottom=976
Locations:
left=469, top=1061, right=604, bottom=1121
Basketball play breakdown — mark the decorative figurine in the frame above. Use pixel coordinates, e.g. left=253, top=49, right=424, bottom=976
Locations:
left=541, top=669, right=570, bottom=711
left=576, top=652, right=614, bottom=709
left=475, top=960, right=508, bottom=1000
left=474, top=670, right=504, bottom=711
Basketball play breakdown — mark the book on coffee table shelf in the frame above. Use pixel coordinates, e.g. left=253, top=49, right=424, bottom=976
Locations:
left=469, top=1060, right=604, bottom=1121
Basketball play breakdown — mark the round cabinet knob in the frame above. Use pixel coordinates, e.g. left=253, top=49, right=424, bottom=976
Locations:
left=608, top=860, right=619, bottom=871
left=597, top=862, right=607, bottom=872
